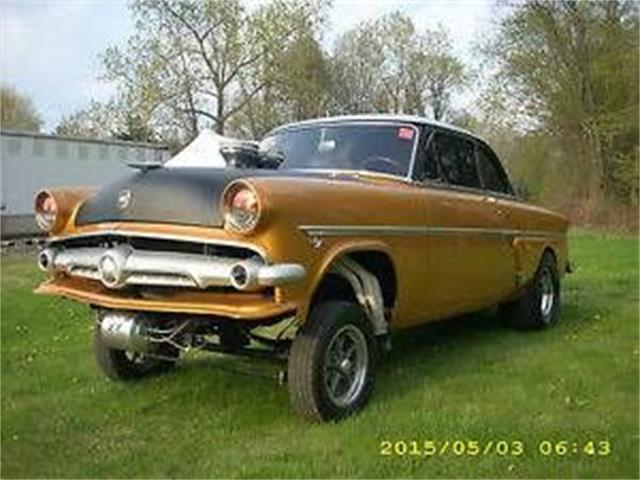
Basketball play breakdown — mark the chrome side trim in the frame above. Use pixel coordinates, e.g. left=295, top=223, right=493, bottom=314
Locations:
left=48, top=229, right=267, bottom=260
left=287, top=168, right=416, bottom=185
left=416, top=178, right=519, bottom=201
left=39, top=246, right=305, bottom=291
left=299, top=225, right=565, bottom=239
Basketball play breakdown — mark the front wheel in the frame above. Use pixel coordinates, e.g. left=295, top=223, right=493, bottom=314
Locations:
left=500, top=251, right=561, bottom=329
left=287, top=301, right=378, bottom=422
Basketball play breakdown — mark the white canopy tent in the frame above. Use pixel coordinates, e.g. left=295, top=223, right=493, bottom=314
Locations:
left=164, top=129, right=256, bottom=168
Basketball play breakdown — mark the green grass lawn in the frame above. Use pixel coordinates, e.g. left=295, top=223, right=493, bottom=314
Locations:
left=1, top=233, right=638, bottom=478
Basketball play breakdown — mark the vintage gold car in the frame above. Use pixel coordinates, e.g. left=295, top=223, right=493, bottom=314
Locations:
left=34, top=114, right=570, bottom=421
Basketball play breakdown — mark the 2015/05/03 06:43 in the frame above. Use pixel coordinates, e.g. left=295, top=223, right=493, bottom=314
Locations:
left=378, top=439, right=612, bottom=457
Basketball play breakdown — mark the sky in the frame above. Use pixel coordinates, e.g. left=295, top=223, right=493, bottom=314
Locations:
left=1, top=0, right=496, bottom=132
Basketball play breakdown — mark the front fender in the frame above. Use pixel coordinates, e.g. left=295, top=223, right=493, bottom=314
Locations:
left=35, top=187, right=96, bottom=235
left=294, top=239, right=394, bottom=325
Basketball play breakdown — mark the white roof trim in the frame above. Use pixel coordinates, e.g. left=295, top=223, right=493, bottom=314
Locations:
left=269, top=114, right=482, bottom=141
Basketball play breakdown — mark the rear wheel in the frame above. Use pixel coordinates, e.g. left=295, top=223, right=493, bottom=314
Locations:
left=501, top=251, right=561, bottom=329
left=287, top=301, right=378, bottom=422
left=93, top=317, right=179, bottom=381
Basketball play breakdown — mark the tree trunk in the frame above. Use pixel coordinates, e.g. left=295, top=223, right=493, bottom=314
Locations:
left=216, top=91, right=225, bottom=134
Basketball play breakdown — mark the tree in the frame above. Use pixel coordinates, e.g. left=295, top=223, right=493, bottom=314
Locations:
left=55, top=101, right=117, bottom=139
left=229, top=33, right=331, bottom=138
left=329, top=13, right=467, bottom=120
left=329, top=18, right=385, bottom=114
left=481, top=0, right=639, bottom=207
left=0, top=85, right=43, bottom=132
left=102, top=0, right=328, bottom=142
left=55, top=100, right=159, bottom=143
left=421, top=29, right=467, bottom=120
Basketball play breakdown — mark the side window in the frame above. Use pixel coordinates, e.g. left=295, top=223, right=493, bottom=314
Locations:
left=476, top=143, right=512, bottom=194
left=417, top=130, right=440, bottom=182
left=434, top=133, right=480, bottom=189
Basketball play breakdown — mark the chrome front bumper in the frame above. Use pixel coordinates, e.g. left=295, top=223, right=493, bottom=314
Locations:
left=37, top=245, right=306, bottom=291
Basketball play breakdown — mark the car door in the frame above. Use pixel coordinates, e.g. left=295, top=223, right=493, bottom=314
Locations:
left=410, top=129, right=513, bottom=323
left=473, top=140, right=519, bottom=296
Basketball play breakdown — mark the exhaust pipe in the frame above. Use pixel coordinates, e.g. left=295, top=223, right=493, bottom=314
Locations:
left=99, top=311, right=151, bottom=353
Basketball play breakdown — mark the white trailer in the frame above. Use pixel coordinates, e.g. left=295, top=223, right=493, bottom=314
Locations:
left=0, top=130, right=170, bottom=238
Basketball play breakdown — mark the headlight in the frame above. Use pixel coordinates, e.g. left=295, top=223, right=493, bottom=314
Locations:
left=221, top=181, right=261, bottom=234
left=34, top=190, right=58, bottom=232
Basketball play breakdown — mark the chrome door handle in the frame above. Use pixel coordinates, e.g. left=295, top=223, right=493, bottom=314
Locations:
left=485, top=196, right=497, bottom=204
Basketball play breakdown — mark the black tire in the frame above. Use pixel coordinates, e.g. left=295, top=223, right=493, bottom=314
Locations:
left=500, top=250, right=561, bottom=329
left=287, top=301, right=378, bottom=422
left=93, top=324, right=179, bottom=381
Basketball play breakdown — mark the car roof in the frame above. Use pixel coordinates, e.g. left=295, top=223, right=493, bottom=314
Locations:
left=271, top=114, right=483, bottom=142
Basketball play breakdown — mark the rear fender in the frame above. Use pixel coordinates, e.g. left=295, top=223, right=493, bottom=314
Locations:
left=512, top=236, right=565, bottom=286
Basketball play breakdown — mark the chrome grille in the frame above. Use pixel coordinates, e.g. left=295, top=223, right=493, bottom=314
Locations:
left=48, top=232, right=260, bottom=260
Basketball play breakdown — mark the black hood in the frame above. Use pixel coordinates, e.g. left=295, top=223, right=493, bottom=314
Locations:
left=76, top=168, right=265, bottom=227
left=75, top=167, right=335, bottom=227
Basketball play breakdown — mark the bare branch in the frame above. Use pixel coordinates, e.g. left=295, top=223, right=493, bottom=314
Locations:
left=185, top=108, right=218, bottom=122
left=222, top=83, right=266, bottom=121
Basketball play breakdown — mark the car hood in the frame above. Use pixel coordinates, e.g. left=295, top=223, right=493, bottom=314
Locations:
left=75, top=167, right=379, bottom=227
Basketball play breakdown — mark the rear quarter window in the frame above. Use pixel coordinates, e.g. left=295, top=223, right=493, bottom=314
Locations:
left=434, top=133, right=481, bottom=189
left=476, top=143, right=512, bottom=195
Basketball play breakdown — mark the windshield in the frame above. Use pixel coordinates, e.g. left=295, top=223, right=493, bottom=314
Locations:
left=259, top=123, right=418, bottom=177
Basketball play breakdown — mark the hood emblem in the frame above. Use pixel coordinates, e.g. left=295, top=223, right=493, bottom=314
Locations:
left=117, top=189, right=132, bottom=210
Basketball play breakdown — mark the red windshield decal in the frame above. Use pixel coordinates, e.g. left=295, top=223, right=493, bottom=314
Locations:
left=397, top=127, right=414, bottom=140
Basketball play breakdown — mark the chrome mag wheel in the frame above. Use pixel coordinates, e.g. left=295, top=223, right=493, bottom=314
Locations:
left=323, top=324, right=369, bottom=408
left=539, top=266, right=555, bottom=322
left=288, top=301, right=377, bottom=421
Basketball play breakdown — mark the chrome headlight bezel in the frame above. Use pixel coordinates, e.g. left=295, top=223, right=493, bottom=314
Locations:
left=34, top=190, right=58, bottom=232
left=220, top=180, right=262, bottom=235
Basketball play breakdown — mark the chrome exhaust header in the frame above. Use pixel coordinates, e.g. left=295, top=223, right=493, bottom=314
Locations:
left=99, top=311, right=151, bottom=352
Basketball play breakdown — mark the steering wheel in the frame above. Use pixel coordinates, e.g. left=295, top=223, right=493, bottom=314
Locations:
left=362, top=156, right=404, bottom=176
